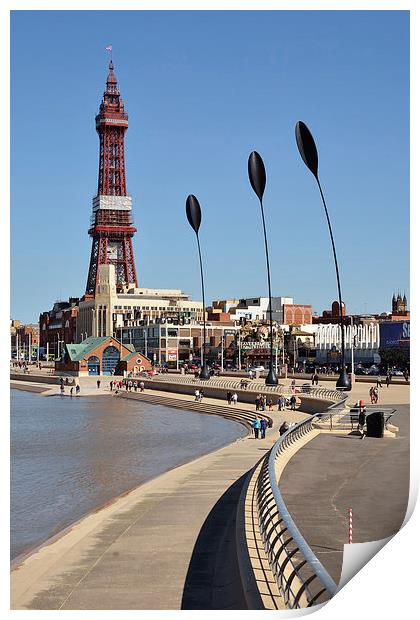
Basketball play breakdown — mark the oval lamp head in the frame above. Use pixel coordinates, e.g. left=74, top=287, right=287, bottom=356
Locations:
left=295, top=121, right=319, bottom=179
left=248, top=151, right=266, bottom=201
left=186, top=194, right=202, bottom=234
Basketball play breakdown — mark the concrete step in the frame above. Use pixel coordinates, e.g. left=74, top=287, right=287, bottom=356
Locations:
left=116, top=391, right=272, bottom=428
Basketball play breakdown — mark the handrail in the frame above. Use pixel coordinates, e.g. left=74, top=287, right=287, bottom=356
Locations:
left=255, top=397, right=347, bottom=608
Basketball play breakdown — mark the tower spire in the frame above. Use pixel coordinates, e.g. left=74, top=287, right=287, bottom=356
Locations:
left=85, top=59, right=138, bottom=297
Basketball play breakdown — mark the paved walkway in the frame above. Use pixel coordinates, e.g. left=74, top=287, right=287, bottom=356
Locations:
left=11, top=422, right=283, bottom=610
left=280, top=402, right=410, bottom=584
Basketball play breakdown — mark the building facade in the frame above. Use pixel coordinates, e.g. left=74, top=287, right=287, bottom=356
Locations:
left=39, top=298, right=79, bottom=359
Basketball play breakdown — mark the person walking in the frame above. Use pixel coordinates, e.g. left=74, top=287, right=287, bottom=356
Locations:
left=75, top=384, right=80, bottom=396
left=232, top=392, right=238, bottom=405
left=290, top=394, right=297, bottom=411
left=70, top=386, right=74, bottom=397
left=277, top=395, right=285, bottom=411
left=373, top=386, right=379, bottom=404
left=199, top=389, right=204, bottom=402
left=252, top=416, right=261, bottom=439
left=376, top=376, right=382, bottom=388
left=260, top=417, right=267, bottom=439
left=311, top=373, right=315, bottom=385
left=227, top=391, right=232, bottom=405
left=255, top=396, right=260, bottom=411
left=358, top=408, right=367, bottom=439
left=194, top=389, right=200, bottom=402
left=279, top=421, right=290, bottom=436
left=267, top=398, right=273, bottom=411
left=60, top=384, right=65, bottom=396
left=110, top=380, right=113, bottom=391
left=97, top=379, right=101, bottom=389
left=314, top=372, right=319, bottom=386
left=386, top=374, right=391, bottom=388
left=261, top=395, right=267, bottom=411
left=139, top=381, right=145, bottom=392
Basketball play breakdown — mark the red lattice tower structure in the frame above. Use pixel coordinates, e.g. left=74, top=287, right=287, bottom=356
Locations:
left=85, top=60, right=138, bottom=296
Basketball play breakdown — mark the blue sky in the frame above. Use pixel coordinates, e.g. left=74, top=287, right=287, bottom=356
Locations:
left=11, top=10, right=409, bottom=323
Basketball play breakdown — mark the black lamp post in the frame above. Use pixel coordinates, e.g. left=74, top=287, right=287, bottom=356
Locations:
left=248, top=151, right=278, bottom=385
left=295, top=121, right=351, bottom=391
left=186, top=194, right=210, bottom=380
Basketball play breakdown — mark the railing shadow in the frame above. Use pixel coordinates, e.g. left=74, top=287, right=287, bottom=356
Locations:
left=181, top=473, right=249, bottom=610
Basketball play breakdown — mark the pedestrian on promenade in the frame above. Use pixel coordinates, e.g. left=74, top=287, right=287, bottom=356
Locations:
left=75, top=384, right=80, bottom=396
left=386, top=374, right=391, bottom=388
left=279, top=421, right=289, bottom=436
left=260, top=417, right=267, bottom=439
left=227, top=391, right=232, bottom=405
left=140, top=381, right=145, bottom=392
left=311, top=373, right=315, bottom=385
left=255, top=396, right=260, bottom=411
left=376, top=376, right=383, bottom=388
left=369, top=386, right=375, bottom=404
left=267, top=398, right=273, bottom=411
left=97, top=379, right=101, bottom=389
left=134, top=382, right=138, bottom=392
left=373, top=387, right=379, bottom=403
left=261, top=395, right=267, bottom=411
left=314, top=372, right=319, bottom=386
left=199, top=389, right=204, bottom=402
left=290, top=394, right=297, bottom=411
left=252, top=416, right=261, bottom=439
left=277, top=395, right=285, bottom=411
left=232, top=392, right=238, bottom=405
left=358, top=408, right=367, bottom=439
left=60, top=384, right=65, bottom=396
left=194, top=389, right=200, bottom=402
left=65, top=377, right=69, bottom=386
left=110, top=380, right=113, bottom=391
left=70, top=387, right=74, bottom=397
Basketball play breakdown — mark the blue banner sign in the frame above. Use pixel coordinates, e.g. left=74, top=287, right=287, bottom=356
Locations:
left=379, top=321, right=410, bottom=348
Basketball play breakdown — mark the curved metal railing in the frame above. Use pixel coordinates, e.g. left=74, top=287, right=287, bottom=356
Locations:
left=255, top=397, right=347, bottom=608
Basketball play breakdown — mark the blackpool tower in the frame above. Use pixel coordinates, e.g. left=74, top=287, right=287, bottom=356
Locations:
left=85, top=60, right=138, bottom=296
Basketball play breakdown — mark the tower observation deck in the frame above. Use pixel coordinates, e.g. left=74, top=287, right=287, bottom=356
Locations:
left=85, top=60, right=138, bottom=296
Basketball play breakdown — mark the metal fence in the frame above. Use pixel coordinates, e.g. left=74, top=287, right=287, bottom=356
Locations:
left=255, top=398, right=347, bottom=608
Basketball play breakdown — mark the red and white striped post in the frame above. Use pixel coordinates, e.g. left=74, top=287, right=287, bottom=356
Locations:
left=348, top=507, right=353, bottom=544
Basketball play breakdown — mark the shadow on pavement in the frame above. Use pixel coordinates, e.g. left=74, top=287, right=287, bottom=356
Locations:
left=181, top=472, right=249, bottom=610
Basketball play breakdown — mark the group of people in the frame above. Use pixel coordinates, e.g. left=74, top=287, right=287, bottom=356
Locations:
left=255, top=394, right=273, bottom=411
left=194, top=389, right=205, bottom=402
left=251, top=416, right=271, bottom=439
left=226, top=391, right=238, bottom=405
left=59, top=376, right=80, bottom=397
left=110, top=379, right=145, bottom=393
left=310, top=372, right=320, bottom=385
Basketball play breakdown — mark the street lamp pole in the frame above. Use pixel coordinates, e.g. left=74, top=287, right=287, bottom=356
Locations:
left=295, top=121, right=351, bottom=390
left=186, top=194, right=210, bottom=380
left=248, top=152, right=278, bottom=385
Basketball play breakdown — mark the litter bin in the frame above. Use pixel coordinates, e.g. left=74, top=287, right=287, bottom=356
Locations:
left=366, top=411, right=385, bottom=438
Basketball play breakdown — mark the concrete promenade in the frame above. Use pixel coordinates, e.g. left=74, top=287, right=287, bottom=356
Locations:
left=10, top=375, right=410, bottom=609
left=10, top=416, right=287, bottom=609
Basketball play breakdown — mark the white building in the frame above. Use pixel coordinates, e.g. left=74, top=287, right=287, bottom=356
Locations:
left=314, top=322, right=380, bottom=364
left=230, top=296, right=293, bottom=323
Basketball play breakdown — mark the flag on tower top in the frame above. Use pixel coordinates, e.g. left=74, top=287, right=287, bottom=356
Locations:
left=105, top=44, right=112, bottom=51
